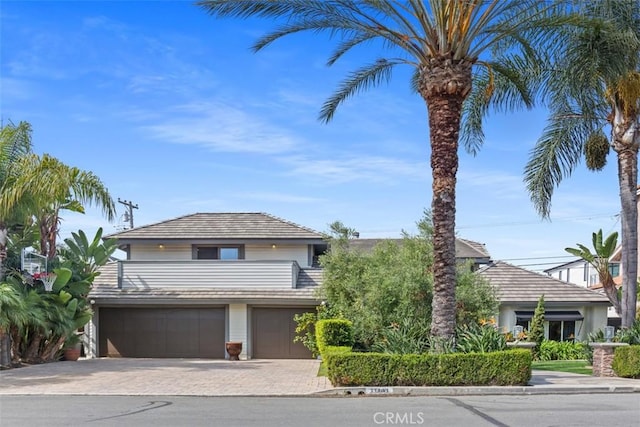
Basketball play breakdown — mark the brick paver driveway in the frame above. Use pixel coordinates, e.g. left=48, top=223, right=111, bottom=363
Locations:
left=0, top=358, right=334, bottom=396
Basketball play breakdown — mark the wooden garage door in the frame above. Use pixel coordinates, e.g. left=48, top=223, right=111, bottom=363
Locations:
left=252, top=307, right=313, bottom=359
left=99, top=307, right=225, bottom=358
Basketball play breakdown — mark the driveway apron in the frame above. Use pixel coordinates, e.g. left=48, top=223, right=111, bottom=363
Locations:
left=0, top=358, right=333, bottom=396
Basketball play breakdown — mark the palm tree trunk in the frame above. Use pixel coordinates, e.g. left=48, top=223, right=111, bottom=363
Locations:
left=0, top=328, right=11, bottom=368
left=613, top=105, right=639, bottom=328
left=419, top=57, right=473, bottom=341
left=0, top=221, right=7, bottom=281
left=601, top=274, right=622, bottom=316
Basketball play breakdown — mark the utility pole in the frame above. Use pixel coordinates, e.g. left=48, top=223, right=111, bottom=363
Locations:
left=118, top=198, right=138, bottom=229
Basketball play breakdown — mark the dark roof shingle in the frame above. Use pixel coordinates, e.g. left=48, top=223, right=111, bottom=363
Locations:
left=106, top=212, right=323, bottom=240
left=479, top=261, right=610, bottom=304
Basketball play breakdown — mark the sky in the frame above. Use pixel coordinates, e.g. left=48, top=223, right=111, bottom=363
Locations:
left=0, top=1, right=623, bottom=272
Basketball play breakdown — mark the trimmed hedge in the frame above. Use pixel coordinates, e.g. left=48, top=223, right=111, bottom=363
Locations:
left=538, top=340, right=588, bottom=361
left=612, top=345, right=640, bottom=379
left=325, top=349, right=532, bottom=386
left=316, top=319, right=354, bottom=356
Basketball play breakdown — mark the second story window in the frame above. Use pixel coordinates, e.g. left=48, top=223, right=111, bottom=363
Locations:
left=194, top=245, right=243, bottom=260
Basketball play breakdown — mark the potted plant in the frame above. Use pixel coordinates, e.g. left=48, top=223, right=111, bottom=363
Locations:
left=62, top=333, right=83, bottom=361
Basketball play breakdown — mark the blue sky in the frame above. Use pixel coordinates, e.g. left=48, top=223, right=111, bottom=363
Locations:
left=1, top=1, right=622, bottom=272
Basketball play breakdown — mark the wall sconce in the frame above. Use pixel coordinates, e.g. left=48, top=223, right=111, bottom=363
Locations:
left=271, top=244, right=277, bottom=249
left=158, top=244, right=165, bottom=249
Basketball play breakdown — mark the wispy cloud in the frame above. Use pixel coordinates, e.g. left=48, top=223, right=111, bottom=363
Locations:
left=234, top=191, right=325, bottom=204
left=280, top=154, right=428, bottom=184
left=139, top=101, right=302, bottom=155
left=458, top=169, right=525, bottom=200
left=0, top=77, right=35, bottom=101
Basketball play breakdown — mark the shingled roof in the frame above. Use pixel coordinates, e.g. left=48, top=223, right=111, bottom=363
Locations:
left=479, top=261, right=610, bottom=305
left=346, top=237, right=490, bottom=260
left=106, top=212, right=323, bottom=241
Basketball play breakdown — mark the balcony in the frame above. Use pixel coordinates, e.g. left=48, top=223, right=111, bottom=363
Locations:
left=116, top=260, right=301, bottom=289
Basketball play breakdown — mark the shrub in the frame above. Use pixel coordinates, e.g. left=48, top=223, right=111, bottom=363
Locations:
left=325, top=349, right=532, bottom=386
left=318, top=214, right=498, bottom=350
left=316, top=319, right=354, bottom=356
left=529, top=295, right=545, bottom=359
left=371, top=318, right=430, bottom=354
left=617, top=320, right=640, bottom=345
left=294, top=312, right=319, bottom=356
left=538, top=340, right=589, bottom=361
left=612, top=345, right=640, bottom=378
left=456, top=320, right=506, bottom=353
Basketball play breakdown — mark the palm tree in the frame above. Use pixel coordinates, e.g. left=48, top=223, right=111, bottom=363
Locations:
left=0, top=282, right=28, bottom=368
left=566, top=229, right=621, bottom=316
left=0, top=123, right=116, bottom=274
left=0, top=121, right=35, bottom=280
left=19, top=154, right=116, bottom=260
left=198, top=0, right=564, bottom=340
left=524, top=0, right=639, bottom=328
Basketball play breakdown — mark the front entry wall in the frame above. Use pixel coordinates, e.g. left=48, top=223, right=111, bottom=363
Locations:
left=99, top=307, right=226, bottom=358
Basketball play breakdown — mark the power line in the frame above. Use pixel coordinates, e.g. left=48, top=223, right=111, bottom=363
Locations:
left=501, top=255, right=576, bottom=261
left=457, top=212, right=619, bottom=230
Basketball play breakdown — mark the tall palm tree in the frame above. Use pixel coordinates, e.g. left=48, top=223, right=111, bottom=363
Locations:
left=524, top=0, right=639, bottom=327
left=198, top=0, right=564, bottom=340
left=0, top=121, right=36, bottom=280
left=0, top=122, right=116, bottom=276
left=15, top=154, right=116, bottom=260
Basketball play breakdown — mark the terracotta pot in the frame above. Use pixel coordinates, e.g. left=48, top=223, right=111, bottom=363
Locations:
left=225, top=341, right=242, bottom=360
left=63, top=346, right=81, bottom=361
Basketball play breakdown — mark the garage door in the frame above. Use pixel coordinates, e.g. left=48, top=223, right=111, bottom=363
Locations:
left=99, top=307, right=225, bottom=358
left=252, top=307, right=314, bottom=359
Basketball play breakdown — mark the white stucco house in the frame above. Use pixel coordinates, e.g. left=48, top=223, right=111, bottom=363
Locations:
left=480, top=261, right=610, bottom=341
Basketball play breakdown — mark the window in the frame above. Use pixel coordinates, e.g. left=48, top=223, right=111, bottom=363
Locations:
left=193, top=245, right=243, bottom=260
left=559, top=271, right=563, bottom=281
left=219, top=247, right=239, bottom=260
left=548, top=320, right=575, bottom=341
left=583, top=263, right=588, bottom=281
left=609, top=263, right=620, bottom=277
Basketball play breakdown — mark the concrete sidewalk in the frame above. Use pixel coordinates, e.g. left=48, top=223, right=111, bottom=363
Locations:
left=1, top=358, right=639, bottom=397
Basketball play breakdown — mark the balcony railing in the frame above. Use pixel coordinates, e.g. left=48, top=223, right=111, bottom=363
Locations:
left=117, top=260, right=301, bottom=289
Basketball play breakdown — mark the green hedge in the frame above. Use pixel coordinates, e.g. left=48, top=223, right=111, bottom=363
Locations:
left=538, top=340, right=588, bottom=361
left=612, top=345, right=640, bottom=378
left=316, top=319, right=354, bottom=356
left=325, top=349, right=532, bottom=386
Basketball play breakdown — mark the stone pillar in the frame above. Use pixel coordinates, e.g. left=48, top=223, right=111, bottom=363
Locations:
left=589, top=342, right=629, bottom=377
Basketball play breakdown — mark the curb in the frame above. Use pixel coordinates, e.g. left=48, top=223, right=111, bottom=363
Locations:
left=314, top=385, right=640, bottom=397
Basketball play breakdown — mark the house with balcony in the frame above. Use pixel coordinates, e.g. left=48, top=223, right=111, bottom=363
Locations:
left=86, top=212, right=327, bottom=360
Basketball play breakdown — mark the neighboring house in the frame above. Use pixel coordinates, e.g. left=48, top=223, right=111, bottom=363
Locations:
left=347, top=237, right=491, bottom=271
left=544, top=258, right=620, bottom=289
left=480, top=261, right=610, bottom=341
left=544, top=258, right=601, bottom=288
left=86, top=213, right=327, bottom=360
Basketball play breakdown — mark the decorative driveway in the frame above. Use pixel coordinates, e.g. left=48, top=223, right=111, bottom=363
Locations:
left=0, top=358, right=334, bottom=396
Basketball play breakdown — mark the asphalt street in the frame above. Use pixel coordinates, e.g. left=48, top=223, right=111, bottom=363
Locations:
left=1, top=394, right=639, bottom=427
